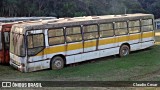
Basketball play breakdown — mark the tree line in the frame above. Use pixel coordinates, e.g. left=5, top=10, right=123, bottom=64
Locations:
left=0, top=0, right=160, bottom=18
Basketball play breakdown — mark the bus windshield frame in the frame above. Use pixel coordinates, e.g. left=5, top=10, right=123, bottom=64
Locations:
left=10, top=31, right=26, bottom=57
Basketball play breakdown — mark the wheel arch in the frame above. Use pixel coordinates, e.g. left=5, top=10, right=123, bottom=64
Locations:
left=50, top=54, right=66, bottom=68
left=120, top=43, right=130, bottom=50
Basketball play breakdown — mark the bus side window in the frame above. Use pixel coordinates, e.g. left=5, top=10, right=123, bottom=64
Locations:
left=115, top=22, right=128, bottom=35
left=99, top=23, right=114, bottom=38
left=141, top=19, right=153, bottom=32
left=128, top=20, right=140, bottom=34
left=66, top=26, right=82, bottom=43
left=27, top=34, right=45, bottom=56
left=83, top=25, right=98, bottom=40
left=48, top=28, right=65, bottom=45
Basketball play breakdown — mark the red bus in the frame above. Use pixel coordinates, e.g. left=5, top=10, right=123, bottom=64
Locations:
left=0, top=17, right=56, bottom=64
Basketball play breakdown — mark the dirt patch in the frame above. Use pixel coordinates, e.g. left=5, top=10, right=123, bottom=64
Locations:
left=129, top=68, right=160, bottom=81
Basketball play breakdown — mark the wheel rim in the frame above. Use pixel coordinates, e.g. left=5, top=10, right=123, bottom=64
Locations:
left=122, top=48, right=129, bottom=56
left=54, top=60, right=62, bottom=68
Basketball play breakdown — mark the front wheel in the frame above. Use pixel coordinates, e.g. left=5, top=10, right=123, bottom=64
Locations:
left=51, top=56, right=64, bottom=70
left=119, top=45, right=130, bottom=57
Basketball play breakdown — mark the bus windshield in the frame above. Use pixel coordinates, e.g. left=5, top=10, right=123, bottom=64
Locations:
left=10, top=32, right=25, bottom=57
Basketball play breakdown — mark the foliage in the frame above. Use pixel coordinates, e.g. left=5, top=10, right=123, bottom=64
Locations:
left=0, top=0, right=159, bottom=18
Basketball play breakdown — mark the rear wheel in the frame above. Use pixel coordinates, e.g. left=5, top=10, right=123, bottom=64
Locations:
left=119, top=45, right=130, bottom=57
left=51, top=56, right=64, bottom=70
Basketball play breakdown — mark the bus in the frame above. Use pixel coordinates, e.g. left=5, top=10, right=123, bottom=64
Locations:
left=0, top=17, right=56, bottom=64
left=9, top=14, right=155, bottom=72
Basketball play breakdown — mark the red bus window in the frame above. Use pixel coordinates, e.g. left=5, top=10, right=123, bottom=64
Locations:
left=4, top=32, right=10, bottom=50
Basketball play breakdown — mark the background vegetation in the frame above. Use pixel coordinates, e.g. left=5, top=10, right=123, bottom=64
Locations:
left=0, top=0, right=160, bottom=18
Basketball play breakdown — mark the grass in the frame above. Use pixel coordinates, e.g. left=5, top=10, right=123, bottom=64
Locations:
left=1, top=31, right=160, bottom=81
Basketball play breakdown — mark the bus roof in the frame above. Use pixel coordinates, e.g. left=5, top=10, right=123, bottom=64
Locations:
left=12, top=13, right=154, bottom=34
left=0, top=17, right=56, bottom=23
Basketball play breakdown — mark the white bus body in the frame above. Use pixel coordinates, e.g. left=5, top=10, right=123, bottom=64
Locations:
left=10, top=14, right=155, bottom=72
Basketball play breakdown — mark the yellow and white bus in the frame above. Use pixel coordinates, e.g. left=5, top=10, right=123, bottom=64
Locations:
left=10, top=14, right=155, bottom=72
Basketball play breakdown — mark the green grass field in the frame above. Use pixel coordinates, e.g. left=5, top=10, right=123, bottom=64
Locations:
left=1, top=31, right=160, bottom=81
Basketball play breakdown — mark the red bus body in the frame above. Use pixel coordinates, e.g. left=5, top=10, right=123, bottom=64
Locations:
left=0, top=17, right=56, bottom=64
left=0, top=23, right=14, bottom=64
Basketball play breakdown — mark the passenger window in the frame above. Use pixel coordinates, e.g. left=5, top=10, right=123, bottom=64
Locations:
left=141, top=19, right=153, bottom=32
left=66, top=27, right=81, bottom=35
left=129, top=27, right=140, bottom=34
left=48, top=28, right=65, bottom=45
left=115, top=22, right=127, bottom=29
left=48, top=28, right=63, bottom=37
left=142, top=25, right=153, bottom=32
left=142, top=19, right=153, bottom=26
left=66, top=27, right=82, bottom=43
left=100, top=23, right=113, bottom=30
left=115, top=22, right=128, bottom=35
left=49, top=36, right=65, bottom=45
left=100, top=23, right=114, bottom=37
left=83, top=25, right=97, bottom=32
left=115, top=29, right=128, bottom=35
left=27, top=34, right=45, bottom=56
left=129, top=20, right=140, bottom=27
left=128, top=20, right=140, bottom=34
left=83, top=32, right=98, bottom=40
left=83, top=25, right=98, bottom=40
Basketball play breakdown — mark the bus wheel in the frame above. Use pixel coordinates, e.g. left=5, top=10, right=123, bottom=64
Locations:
left=119, top=45, right=130, bottom=57
left=51, top=56, right=64, bottom=70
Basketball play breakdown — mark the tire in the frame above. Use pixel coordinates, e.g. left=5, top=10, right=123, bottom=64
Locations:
left=119, top=45, right=130, bottom=57
left=51, top=56, right=64, bottom=70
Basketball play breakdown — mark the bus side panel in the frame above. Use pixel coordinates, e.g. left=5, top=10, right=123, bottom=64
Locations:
left=82, top=40, right=98, bottom=61
left=5, top=50, right=10, bottom=64
left=98, top=37, right=118, bottom=57
left=142, top=31, right=154, bottom=42
left=99, top=47, right=119, bottom=58
left=141, top=31, right=155, bottom=49
left=129, top=33, right=141, bottom=51
left=66, top=42, right=83, bottom=63
left=115, top=35, right=129, bottom=46
left=81, top=51, right=99, bottom=61
left=98, top=37, right=116, bottom=49
left=84, top=40, right=97, bottom=52
left=0, top=50, right=4, bottom=64
left=27, top=60, right=50, bottom=72
left=66, top=42, right=83, bottom=55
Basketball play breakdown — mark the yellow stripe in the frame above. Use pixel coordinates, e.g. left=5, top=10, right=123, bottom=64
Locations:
left=38, top=46, right=66, bottom=56
left=36, top=32, right=154, bottom=56
left=116, top=36, right=129, bottom=42
left=99, top=38, right=115, bottom=46
left=142, top=32, right=154, bottom=38
left=66, top=42, right=83, bottom=50
left=84, top=40, right=97, bottom=48
left=129, top=34, right=140, bottom=40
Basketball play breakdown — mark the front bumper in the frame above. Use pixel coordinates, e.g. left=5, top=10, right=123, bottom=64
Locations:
left=10, top=60, right=25, bottom=72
